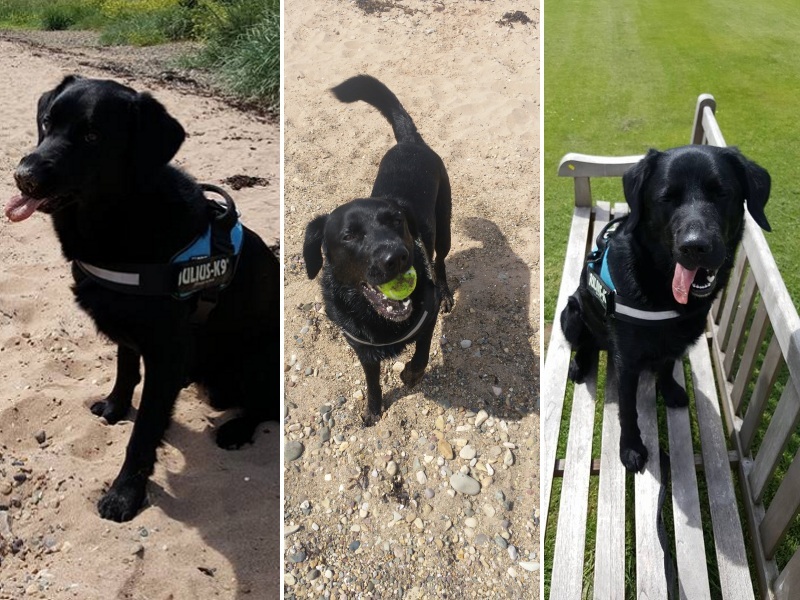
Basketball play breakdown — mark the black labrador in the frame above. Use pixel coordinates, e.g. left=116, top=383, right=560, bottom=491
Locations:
left=6, top=76, right=279, bottom=521
left=303, top=75, right=453, bottom=425
left=560, top=145, right=770, bottom=472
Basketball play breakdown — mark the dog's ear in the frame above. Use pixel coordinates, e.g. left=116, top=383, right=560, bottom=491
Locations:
left=722, top=147, right=771, bottom=232
left=401, top=205, right=419, bottom=238
left=303, top=215, right=328, bottom=279
left=36, top=75, right=82, bottom=144
left=622, top=149, right=660, bottom=232
left=133, top=92, right=185, bottom=172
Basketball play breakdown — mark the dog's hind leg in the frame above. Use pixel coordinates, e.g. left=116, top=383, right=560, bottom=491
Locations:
left=434, top=173, right=454, bottom=312
left=616, top=364, right=648, bottom=473
left=97, top=344, right=186, bottom=522
left=560, top=295, right=596, bottom=383
left=657, top=359, right=689, bottom=408
left=91, top=344, right=140, bottom=424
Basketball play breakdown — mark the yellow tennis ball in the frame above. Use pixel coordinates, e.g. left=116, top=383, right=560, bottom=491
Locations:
left=378, top=266, right=417, bottom=300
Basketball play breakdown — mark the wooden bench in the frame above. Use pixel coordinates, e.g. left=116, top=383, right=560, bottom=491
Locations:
left=543, top=94, right=800, bottom=599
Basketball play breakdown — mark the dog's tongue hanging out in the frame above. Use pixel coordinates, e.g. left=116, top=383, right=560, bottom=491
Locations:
left=4, top=195, right=44, bottom=222
left=672, top=263, right=698, bottom=304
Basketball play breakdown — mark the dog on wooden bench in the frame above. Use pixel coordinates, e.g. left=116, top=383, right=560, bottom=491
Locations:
left=560, top=145, right=771, bottom=472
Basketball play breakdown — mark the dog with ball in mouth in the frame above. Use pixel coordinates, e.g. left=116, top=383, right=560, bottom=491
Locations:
left=303, top=75, right=453, bottom=425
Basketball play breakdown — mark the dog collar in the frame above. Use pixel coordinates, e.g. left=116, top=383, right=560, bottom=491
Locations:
left=586, top=216, right=703, bottom=325
left=73, top=184, right=243, bottom=300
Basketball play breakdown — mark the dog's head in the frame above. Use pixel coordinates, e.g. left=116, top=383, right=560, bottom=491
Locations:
left=6, top=75, right=185, bottom=222
left=622, top=145, right=770, bottom=304
left=304, top=197, right=418, bottom=321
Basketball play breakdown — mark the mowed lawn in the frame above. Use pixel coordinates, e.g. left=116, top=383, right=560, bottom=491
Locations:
left=544, top=0, right=800, bottom=321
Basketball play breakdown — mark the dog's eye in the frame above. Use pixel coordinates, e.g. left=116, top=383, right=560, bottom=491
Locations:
left=41, top=116, right=50, bottom=133
left=84, top=132, right=100, bottom=144
left=342, top=232, right=356, bottom=242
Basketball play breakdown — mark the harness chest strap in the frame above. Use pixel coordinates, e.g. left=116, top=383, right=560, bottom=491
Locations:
left=586, top=216, right=701, bottom=325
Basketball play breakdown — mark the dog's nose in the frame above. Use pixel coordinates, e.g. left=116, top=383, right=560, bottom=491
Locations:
left=14, top=161, right=39, bottom=197
left=381, top=247, right=409, bottom=273
left=677, top=232, right=711, bottom=258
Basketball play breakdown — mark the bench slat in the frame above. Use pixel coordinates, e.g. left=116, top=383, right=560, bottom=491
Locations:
left=740, top=335, right=784, bottom=454
left=635, top=372, right=668, bottom=598
left=550, top=363, right=598, bottom=600
left=731, top=300, right=770, bottom=413
left=760, top=446, right=800, bottom=559
left=593, top=359, right=626, bottom=599
left=689, top=339, right=755, bottom=599
left=717, top=250, right=748, bottom=350
left=667, top=361, right=712, bottom=600
left=723, top=271, right=758, bottom=380
left=542, top=205, right=593, bottom=533
left=749, top=382, right=800, bottom=503
left=775, top=545, right=800, bottom=600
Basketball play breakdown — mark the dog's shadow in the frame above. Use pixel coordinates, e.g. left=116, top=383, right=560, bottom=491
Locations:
left=147, top=415, right=280, bottom=599
left=385, top=216, right=538, bottom=420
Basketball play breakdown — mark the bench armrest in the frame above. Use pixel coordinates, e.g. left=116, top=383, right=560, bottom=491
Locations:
left=557, top=153, right=645, bottom=178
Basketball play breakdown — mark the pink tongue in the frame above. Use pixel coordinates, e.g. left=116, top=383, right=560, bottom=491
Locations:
left=4, top=195, right=44, bottom=222
left=672, top=264, right=699, bottom=304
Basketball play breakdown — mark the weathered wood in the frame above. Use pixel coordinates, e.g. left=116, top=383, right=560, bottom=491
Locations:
left=717, top=251, right=748, bottom=349
left=557, top=153, right=644, bottom=178
left=542, top=204, right=593, bottom=533
left=775, top=547, right=800, bottom=600
left=593, top=360, right=626, bottom=600
left=749, top=382, right=800, bottom=503
left=723, top=271, right=758, bottom=379
left=731, top=300, right=770, bottom=412
left=553, top=450, right=740, bottom=476
left=550, top=363, right=597, bottom=600
left=760, top=446, right=800, bottom=560
left=689, top=340, right=755, bottom=599
left=635, top=372, right=667, bottom=598
left=691, top=94, right=717, bottom=145
left=667, top=361, right=712, bottom=600
left=740, top=335, right=784, bottom=454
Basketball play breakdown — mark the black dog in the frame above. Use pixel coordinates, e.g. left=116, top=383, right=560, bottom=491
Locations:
left=303, top=75, right=453, bottom=425
left=6, top=76, right=279, bottom=521
left=560, top=145, right=770, bottom=472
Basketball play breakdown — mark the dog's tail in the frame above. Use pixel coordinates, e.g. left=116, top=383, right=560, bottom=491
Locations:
left=331, top=75, right=423, bottom=145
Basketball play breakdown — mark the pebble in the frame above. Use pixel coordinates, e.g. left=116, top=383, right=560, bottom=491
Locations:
left=392, top=361, right=405, bottom=374
left=424, top=488, right=435, bottom=500
left=415, top=470, right=427, bottom=485
left=504, top=449, right=515, bottom=466
left=349, top=540, right=361, bottom=551
left=438, top=440, right=454, bottom=460
left=474, top=410, right=489, bottom=428
left=464, top=517, right=478, bottom=528
left=319, top=427, right=331, bottom=443
left=34, top=430, right=47, bottom=444
left=508, top=545, right=519, bottom=561
left=307, top=569, right=321, bottom=581
left=460, top=340, right=472, bottom=349
left=494, top=535, right=508, bottom=549
left=492, top=386, right=502, bottom=397
left=288, top=551, right=307, bottom=563
left=0, top=482, right=11, bottom=495
left=285, top=573, right=296, bottom=586
left=284, top=524, right=301, bottom=536
left=520, top=561, right=540, bottom=572
left=450, top=473, right=481, bottom=495
left=285, top=441, right=305, bottom=462
left=459, top=445, right=477, bottom=460
left=387, top=461, right=398, bottom=476
left=353, top=390, right=364, bottom=401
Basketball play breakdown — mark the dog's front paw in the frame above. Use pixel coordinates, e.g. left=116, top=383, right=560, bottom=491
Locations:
left=97, top=481, right=147, bottom=522
left=400, top=365, right=425, bottom=388
left=90, top=395, right=131, bottom=424
left=567, top=358, right=588, bottom=383
left=439, top=283, right=454, bottom=313
left=620, top=439, right=648, bottom=473
left=661, top=384, right=690, bottom=408
left=216, top=417, right=257, bottom=450
left=362, top=411, right=380, bottom=428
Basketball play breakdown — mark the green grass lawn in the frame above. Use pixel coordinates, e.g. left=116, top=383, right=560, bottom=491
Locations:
left=545, top=1, right=800, bottom=596
left=544, top=0, right=800, bottom=322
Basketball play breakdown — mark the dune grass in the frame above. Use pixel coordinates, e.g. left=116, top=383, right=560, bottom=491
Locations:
left=0, top=0, right=279, bottom=109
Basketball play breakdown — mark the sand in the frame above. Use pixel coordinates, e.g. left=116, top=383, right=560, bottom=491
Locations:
left=0, top=38, right=280, bottom=600
left=283, top=0, right=540, bottom=597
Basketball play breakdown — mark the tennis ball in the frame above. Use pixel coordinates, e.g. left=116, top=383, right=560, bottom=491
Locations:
left=378, top=266, right=417, bottom=300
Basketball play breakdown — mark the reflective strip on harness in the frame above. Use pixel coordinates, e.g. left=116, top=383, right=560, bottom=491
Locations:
left=78, top=262, right=140, bottom=286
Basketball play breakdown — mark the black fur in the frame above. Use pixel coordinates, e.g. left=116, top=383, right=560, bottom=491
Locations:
left=560, top=145, right=770, bottom=472
left=12, top=76, right=279, bottom=521
left=304, top=75, right=453, bottom=425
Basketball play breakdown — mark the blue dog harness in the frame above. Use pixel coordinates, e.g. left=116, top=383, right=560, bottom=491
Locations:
left=74, top=184, right=243, bottom=322
left=586, top=216, right=700, bottom=325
